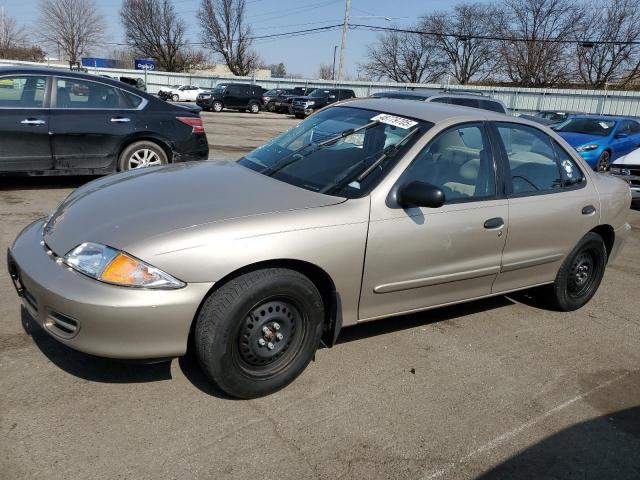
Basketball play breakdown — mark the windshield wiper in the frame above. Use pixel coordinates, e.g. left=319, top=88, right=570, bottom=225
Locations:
left=262, top=120, right=382, bottom=177
left=321, top=127, right=421, bottom=195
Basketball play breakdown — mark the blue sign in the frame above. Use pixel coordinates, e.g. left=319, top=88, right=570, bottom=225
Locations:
left=135, top=59, right=156, bottom=71
left=81, top=57, right=118, bottom=68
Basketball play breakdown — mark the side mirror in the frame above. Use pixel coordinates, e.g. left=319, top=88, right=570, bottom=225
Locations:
left=397, top=181, right=445, bottom=208
left=615, top=132, right=629, bottom=139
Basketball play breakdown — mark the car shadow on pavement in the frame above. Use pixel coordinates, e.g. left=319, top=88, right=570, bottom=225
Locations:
left=335, top=296, right=514, bottom=345
left=0, top=176, right=98, bottom=191
left=177, top=352, right=240, bottom=400
left=21, top=307, right=172, bottom=383
left=477, top=405, right=640, bottom=479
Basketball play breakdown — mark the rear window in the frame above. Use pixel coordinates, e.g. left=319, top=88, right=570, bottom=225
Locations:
left=480, top=100, right=506, bottom=113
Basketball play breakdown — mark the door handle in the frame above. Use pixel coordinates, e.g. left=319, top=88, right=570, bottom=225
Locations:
left=484, top=217, right=504, bottom=229
left=582, top=205, right=596, bottom=215
left=20, top=118, right=45, bottom=125
left=110, top=117, right=131, bottom=123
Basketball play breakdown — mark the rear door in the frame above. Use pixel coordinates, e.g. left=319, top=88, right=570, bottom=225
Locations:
left=0, top=74, right=52, bottom=172
left=489, top=121, right=599, bottom=292
left=49, top=76, right=139, bottom=171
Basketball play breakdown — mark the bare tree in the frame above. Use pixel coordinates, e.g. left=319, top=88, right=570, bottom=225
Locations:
left=361, top=24, right=446, bottom=83
left=37, top=0, right=105, bottom=64
left=121, top=0, right=203, bottom=72
left=493, top=0, right=584, bottom=87
left=0, top=10, right=25, bottom=50
left=318, top=63, right=333, bottom=80
left=575, top=0, right=640, bottom=88
left=198, top=0, right=260, bottom=76
left=424, top=3, right=498, bottom=85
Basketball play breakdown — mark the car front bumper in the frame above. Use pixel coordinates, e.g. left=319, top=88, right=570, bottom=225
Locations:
left=609, top=170, right=640, bottom=199
left=8, top=219, right=213, bottom=359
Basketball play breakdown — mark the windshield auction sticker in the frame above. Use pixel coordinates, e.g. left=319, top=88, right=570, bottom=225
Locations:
left=370, top=113, right=418, bottom=130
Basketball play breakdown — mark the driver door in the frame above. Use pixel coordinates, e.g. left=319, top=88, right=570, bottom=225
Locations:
left=359, top=123, right=509, bottom=320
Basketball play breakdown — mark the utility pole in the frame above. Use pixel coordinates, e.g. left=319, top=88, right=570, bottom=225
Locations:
left=332, top=45, right=337, bottom=81
left=337, top=0, right=350, bottom=81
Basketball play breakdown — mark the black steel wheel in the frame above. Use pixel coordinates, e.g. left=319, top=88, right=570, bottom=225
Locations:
left=194, top=268, right=324, bottom=398
left=543, top=232, right=607, bottom=311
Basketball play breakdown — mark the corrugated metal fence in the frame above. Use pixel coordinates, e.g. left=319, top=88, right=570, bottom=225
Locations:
left=2, top=59, right=640, bottom=116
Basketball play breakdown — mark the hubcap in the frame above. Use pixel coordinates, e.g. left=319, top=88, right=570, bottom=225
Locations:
left=214, top=102, right=222, bottom=111
left=128, top=149, right=162, bottom=169
left=251, top=104, right=259, bottom=113
left=238, top=300, right=299, bottom=366
left=597, top=153, right=610, bottom=172
left=568, top=251, right=595, bottom=297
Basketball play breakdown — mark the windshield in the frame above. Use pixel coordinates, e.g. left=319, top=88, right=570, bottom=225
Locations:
left=210, top=86, right=226, bottom=94
left=556, top=118, right=616, bottom=136
left=264, top=89, right=279, bottom=96
left=238, top=106, right=429, bottom=198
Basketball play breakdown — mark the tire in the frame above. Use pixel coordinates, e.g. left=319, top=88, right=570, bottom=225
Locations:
left=596, top=150, right=611, bottom=172
left=266, top=102, right=276, bottom=112
left=172, top=94, right=179, bottom=102
left=543, top=232, right=607, bottom=311
left=194, top=268, right=324, bottom=398
left=118, top=140, right=168, bottom=171
left=212, top=101, right=223, bottom=112
left=249, top=101, right=260, bottom=114
left=288, top=105, right=294, bottom=115
left=294, top=113, right=304, bottom=119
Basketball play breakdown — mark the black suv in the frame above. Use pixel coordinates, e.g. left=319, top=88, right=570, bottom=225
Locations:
left=197, top=83, right=265, bottom=113
left=265, top=87, right=315, bottom=113
left=291, top=88, right=356, bottom=118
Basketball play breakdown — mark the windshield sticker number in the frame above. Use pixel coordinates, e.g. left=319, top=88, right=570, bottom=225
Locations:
left=370, top=113, right=418, bottom=130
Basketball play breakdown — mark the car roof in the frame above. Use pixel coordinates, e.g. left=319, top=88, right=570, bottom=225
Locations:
left=569, top=114, right=635, bottom=122
left=340, top=97, right=515, bottom=124
left=0, top=66, right=144, bottom=94
left=372, top=89, right=495, bottom=101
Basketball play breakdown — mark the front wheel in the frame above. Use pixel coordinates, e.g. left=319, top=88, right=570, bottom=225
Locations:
left=596, top=151, right=611, bottom=172
left=194, top=268, right=324, bottom=398
left=172, top=94, right=179, bottom=102
left=212, top=101, right=223, bottom=112
left=543, top=232, right=607, bottom=311
left=266, top=102, right=276, bottom=112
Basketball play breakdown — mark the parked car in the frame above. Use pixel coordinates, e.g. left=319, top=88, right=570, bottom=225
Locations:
left=265, top=87, right=315, bottom=113
left=158, top=84, right=182, bottom=100
left=8, top=99, right=631, bottom=398
left=261, top=88, right=288, bottom=109
left=291, top=88, right=356, bottom=118
left=196, top=83, right=265, bottom=113
left=554, top=115, right=640, bottom=171
left=371, top=89, right=508, bottom=114
left=610, top=148, right=640, bottom=202
left=164, top=85, right=206, bottom=102
left=119, top=77, right=146, bottom=92
left=519, top=111, right=584, bottom=127
left=0, top=67, right=208, bottom=175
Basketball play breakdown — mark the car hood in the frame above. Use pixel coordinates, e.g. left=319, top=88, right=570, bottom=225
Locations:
left=43, top=161, right=344, bottom=256
left=612, top=146, right=640, bottom=165
left=557, top=131, right=606, bottom=147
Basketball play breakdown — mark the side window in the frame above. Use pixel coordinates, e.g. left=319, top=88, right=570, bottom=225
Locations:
left=227, top=85, right=241, bottom=95
left=496, top=123, right=563, bottom=194
left=0, top=76, right=46, bottom=108
left=121, top=89, right=143, bottom=108
left=629, top=121, right=640, bottom=134
left=480, top=100, right=505, bottom=113
left=553, top=140, right=585, bottom=187
left=402, top=124, right=496, bottom=202
left=449, top=97, right=480, bottom=109
left=430, top=97, right=450, bottom=104
left=55, top=78, right=125, bottom=109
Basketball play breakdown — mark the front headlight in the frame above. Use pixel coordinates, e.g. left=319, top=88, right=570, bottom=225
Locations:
left=306, top=100, right=315, bottom=105
left=63, top=242, right=185, bottom=289
left=576, top=144, right=599, bottom=152
left=610, top=166, right=631, bottom=176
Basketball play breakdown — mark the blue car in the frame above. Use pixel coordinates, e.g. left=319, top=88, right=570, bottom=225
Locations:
left=555, top=115, right=640, bottom=171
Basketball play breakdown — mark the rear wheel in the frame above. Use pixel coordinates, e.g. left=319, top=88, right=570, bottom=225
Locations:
left=543, top=232, right=607, bottom=311
left=596, top=151, right=611, bottom=172
left=249, top=101, right=260, bottom=114
left=118, top=141, right=168, bottom=171
left=194, top=268, right=324, bottom=398
left=212, top=101, right=223, bottom=112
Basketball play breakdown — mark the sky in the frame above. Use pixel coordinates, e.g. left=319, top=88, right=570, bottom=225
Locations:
left=0, top=0, right=491, bottom=77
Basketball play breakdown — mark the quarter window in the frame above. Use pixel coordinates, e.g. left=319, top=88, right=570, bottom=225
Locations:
left=55, top=78, right=126, bottom=109
left=496, top=123, right=563, bottom=194
left=0, top=76, right=46, bottom=108
left=402, top=124, right=496, bottom=202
